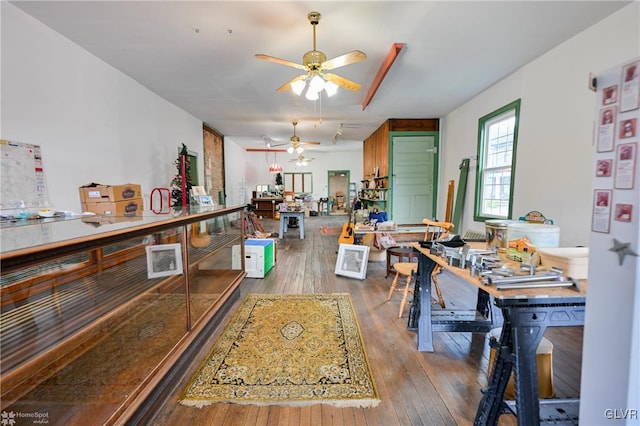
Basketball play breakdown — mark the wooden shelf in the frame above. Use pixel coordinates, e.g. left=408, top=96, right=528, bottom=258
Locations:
left=252, top=198, right=283, bottom=219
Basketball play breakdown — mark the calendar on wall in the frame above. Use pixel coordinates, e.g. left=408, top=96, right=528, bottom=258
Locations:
left=0, top=140, right=49, bottom=211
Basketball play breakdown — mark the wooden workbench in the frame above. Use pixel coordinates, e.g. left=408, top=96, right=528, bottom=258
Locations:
left=409, top=242, right=587, bottom=426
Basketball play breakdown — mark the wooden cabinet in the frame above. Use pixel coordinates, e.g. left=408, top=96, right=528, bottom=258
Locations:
left=252, top=197, right=283, bottom=219
left=363, top=118, right=439, bottom=177
left=363, top=119, right=439, bottom=221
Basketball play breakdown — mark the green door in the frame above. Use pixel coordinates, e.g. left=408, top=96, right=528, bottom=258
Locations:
left=390, top=132, right=438, bottom=224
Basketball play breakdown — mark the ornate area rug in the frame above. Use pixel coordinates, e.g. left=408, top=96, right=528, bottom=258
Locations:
left=180, top=293, right=380, bottom=408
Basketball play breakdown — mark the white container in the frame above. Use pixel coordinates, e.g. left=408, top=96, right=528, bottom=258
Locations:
left=538, top=247, right=589, bottom=279
left=507, top=222, right=560, bottom=249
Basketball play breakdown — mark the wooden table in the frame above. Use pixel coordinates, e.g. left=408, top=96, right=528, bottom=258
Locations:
left=410, top=242, right=587, bottom=426
left=278, top=211, right=305, bottom=239
left=385, top=246, right=419, bottom=278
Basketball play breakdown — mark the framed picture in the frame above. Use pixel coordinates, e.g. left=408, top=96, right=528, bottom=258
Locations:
left=597, top=106, right=616, bottom=152
left=614, top=142, right=637, bottom=189
left=335, top=243, right=370, bottom=279
left=192, top=185, right=207, bottom=196
left=198, top=195, right=214, bottom=206
left=146, top=243, right=184, bottom=279
left=620, top=60, right=639, bottom=112
left=596, top=159, right=613, bottom=177
left=615, top=203, right=633, bottom=222
left=592, top=189, right=612, bottom=233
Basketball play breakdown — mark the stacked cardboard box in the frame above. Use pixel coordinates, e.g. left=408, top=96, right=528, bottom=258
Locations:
left=79, top=183, right=143, bottom=216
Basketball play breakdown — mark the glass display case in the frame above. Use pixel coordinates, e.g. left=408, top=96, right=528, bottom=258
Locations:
left=0, top=204, right=247, bottom=424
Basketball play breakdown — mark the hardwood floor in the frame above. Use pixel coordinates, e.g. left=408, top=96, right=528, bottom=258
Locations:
left=147, top=215, right=583, bottom=426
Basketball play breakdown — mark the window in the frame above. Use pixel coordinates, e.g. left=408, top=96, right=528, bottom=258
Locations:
left=284, top=172, right=313, bottom=194
left=474, top=99, right=520, bottom=220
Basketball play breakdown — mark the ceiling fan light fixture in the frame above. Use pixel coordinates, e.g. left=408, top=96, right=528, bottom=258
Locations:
left=305, top=87, right=319, bottom=101
left=296, top=160, right=302, bottom=167
left=325, top=81, right=339, bottom=97
left=296, top=146, right=304, bottom=154
left=309, top=74, right=326, bottom=92
left=287, top=146, right=294, bottom=154
left=291, top=79, right=306, bottom=96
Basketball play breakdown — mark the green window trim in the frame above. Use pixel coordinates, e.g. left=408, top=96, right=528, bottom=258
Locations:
left=474, top=99, right=521, bottom=221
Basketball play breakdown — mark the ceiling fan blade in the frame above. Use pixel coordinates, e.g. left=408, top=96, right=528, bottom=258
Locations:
left=321, top=50, right=367, bottom=70
left=255, top=54, right=306, bottom=70
left=301, top=141, right=321, bottom=145
left=324, top=73, right=361, bottom=91
left=267, top=141, right=290, bottom=148
left=276, top=75, right=307, bottom=93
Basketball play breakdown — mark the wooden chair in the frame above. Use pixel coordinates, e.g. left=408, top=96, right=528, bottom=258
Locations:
left=423, top=218, right=455, bottom=309
left=387, top=218, right=454, bottom=317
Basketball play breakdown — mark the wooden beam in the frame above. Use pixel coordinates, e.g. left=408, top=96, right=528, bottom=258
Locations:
left=362, top=43, right=404, bottom=111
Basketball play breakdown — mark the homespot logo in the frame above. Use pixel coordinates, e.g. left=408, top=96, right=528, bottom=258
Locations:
left=1, top=410, right=50, bottom=425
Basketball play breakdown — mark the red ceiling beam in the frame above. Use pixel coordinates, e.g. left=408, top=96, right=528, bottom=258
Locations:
left=362, top=43, right=404, bottom=111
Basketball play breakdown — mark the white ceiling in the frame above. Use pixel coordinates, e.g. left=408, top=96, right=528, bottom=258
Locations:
left=10, top=1, right=631, bottom=152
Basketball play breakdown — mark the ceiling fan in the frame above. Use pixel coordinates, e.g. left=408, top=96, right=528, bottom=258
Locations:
left=289, top=154, right=315, bottom=166
left=266, top=121, right=320, bottom=154
left=255, top=11, right=367, bottom=99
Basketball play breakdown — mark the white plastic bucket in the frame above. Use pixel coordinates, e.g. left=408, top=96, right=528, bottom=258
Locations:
left=507, top=222, right=560, bottom=249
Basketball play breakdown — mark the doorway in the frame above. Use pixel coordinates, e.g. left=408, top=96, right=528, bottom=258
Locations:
left=327, top=170, right=350, bottom=215
left=390, top=132, right=439, bottom=224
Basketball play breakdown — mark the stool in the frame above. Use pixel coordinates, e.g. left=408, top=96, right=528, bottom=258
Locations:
left=387, top=262, right=417, bottom=318
left=488, top=328, right=555, bottom=399
left=385, top=246, right=418, bottom=278
left=318, top=198, right=329, bottom=216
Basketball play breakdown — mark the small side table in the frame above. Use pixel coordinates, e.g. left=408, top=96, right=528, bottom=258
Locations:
left=386, top=246, right=419, bottom=278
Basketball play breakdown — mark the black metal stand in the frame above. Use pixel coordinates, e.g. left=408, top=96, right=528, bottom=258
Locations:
left=474, top=297, right=586, bottom=426
left=409, top=252, right=498, bottom=351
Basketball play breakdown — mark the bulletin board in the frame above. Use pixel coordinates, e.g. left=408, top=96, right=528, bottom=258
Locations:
left=0, top=140, right=49, bottom=211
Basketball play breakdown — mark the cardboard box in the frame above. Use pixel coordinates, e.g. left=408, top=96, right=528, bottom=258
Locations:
left=488, top=328, right=555, bottom=399
left=79, top=183, right=142, bottom=203
left=82, top=199, right=144, bottom=216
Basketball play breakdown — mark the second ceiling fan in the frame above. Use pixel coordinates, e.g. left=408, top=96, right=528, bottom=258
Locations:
left=267, top=122, right=320, bottom=154
left=255, top=11, right=367, bottom=99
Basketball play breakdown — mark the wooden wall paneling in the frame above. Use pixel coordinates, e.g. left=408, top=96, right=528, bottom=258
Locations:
left=363, top=119, right=439, bottom=179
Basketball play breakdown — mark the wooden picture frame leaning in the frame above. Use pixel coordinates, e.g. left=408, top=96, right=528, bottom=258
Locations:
left=335, top=243, right=370, bottom=279
left=146, top=243, right=184, bottom=279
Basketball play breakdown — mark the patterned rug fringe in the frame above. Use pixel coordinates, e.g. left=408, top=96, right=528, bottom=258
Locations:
left=180, top=397, right=381, bottom=409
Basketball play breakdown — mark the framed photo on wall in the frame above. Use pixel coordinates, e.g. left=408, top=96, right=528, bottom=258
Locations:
left=614, top=142, right=637, bottom=189
left=592, top=189, right=612, bottom=233
left=335, top=244, right=370, bottom=279
left=146, top=243, right=184, bottom=279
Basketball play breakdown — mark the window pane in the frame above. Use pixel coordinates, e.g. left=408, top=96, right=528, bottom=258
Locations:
left=474, top=99, right=520, bottom=221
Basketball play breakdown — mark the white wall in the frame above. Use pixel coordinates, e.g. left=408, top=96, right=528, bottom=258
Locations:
left=1, top=2, right=203, bottom=213
left=440, top=2, right=640, bottom=247
left=225, top=144, right=363, bottom=205
left=441, top=4, right=639, bottom=424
